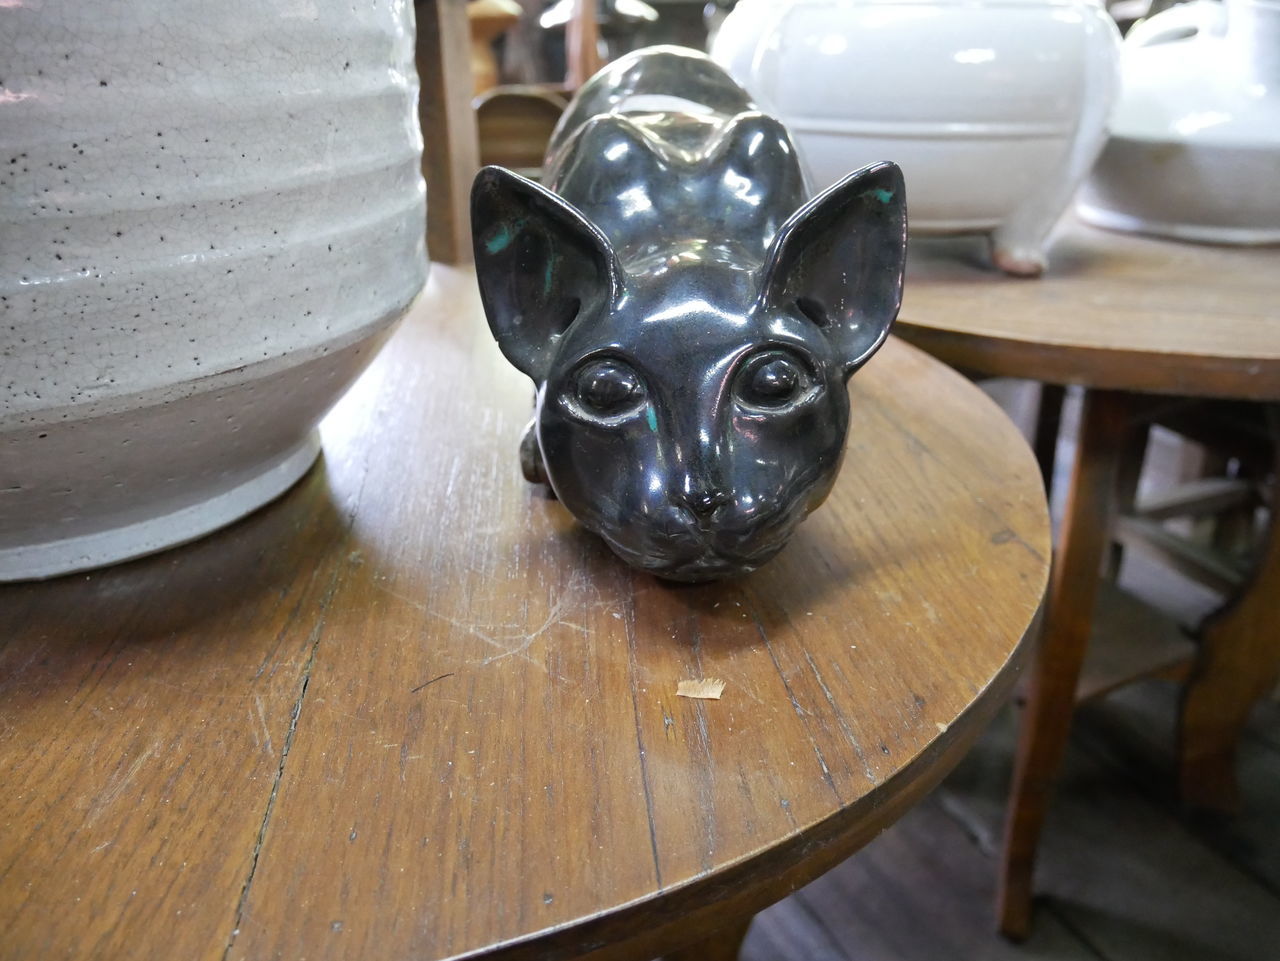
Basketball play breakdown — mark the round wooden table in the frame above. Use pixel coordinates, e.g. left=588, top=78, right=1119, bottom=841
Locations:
left=896, top=221, right=1280, bottom=939
left=0, top=267, right=1049, bottom=961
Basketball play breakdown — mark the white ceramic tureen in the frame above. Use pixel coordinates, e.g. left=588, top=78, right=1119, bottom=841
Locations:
left=1077, top=0, right=1280, bottom=244
left=0, top=0, right=427, bottom=580
left=711, top=0, right=1122, bottom=275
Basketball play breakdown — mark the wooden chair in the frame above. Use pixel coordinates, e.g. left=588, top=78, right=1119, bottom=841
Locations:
left=467, top=0, right=523, bottom=95
left=474, top=85, right=569, bottom=179
left=413, top=0, right=600, bottom=262
left=1109, top=400, right=1273, bottom=595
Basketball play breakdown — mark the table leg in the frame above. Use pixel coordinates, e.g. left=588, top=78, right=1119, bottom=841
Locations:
left=1105, top=419, right=1151, bottom=581
left=565, top=0, right=602, bottom=88
left=1178, top=409, right=1280, bottom=811
left=661, top=917, right=753, bottom=961
left=997, top=388, right=1135, bottom=939
left=416, top=0, right=481, bottom=264
left=1033, top=382, right=1066, bottom=494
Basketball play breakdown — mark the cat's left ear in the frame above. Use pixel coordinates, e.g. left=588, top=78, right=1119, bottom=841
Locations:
left=759, top=162, right=907, bottom=377
left=472, top=165, right=621, bottom=383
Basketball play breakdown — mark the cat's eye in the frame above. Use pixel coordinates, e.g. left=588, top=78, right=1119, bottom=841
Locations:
left=738, top=352, right=812, bottom=409
left=572, top=359, right=646, bottom=418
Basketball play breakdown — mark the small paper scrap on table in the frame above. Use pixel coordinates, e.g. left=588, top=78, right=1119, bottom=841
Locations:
left=677, top=678, right=726, bottom=700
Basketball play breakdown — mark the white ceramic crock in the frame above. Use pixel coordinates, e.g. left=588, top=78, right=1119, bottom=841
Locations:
left=710, top=0, right=1121, bottom=275
left=1077, top=0, right=1280, bottom=244
left=0, top=0, right=427, bottom=580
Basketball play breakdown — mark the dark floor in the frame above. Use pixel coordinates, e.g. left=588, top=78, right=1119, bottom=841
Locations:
left=738, top=381, right=1280, bottom=961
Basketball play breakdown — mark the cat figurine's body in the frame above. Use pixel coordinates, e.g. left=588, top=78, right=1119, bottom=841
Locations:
left=472, top=46, right=907, bottom=581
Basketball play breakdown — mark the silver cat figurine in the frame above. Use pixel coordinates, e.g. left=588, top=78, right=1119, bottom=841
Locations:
left=472, top=46, right=907, bottom=581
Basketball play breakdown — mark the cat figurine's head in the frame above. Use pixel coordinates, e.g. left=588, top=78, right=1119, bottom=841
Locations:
left=473, top=162, right=907, bottom=582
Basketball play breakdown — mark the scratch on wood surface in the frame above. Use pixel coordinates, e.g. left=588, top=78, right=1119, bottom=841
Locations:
left=410, top=673, right=454, bottom=694
left=751, top=609, right=845, bottom=804
left=982, top=520, right=1047, bottom=565
left=620, top=588, right=664, bottom=891
left=309, top=696, right=376, bottom=728
left=803, top=649, right=878, bottom=786
left=253, top=694, right=273, bottom=755
left=223, top=568, right=338, bottom=961
left=143, top=676, right=257, bottom=700
left=0, top=640, right=49, bottom=694
left=87, top=745, right=156, bottom=823
left=371, top=580, right=574, bottom=679
left=481, top=596, right=586, bottom=667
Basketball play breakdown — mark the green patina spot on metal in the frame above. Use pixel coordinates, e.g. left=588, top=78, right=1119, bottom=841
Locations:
left=867, top=187, right=894, bottom=204
left=484, top=224, right=513, bottom=254
left=646, top=407, right=658, bottom=432
left=543, top=257, right=555, bottom=297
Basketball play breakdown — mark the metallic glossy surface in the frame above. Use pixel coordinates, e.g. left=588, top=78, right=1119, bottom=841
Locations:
left=472, top=46, right=906, bottom=581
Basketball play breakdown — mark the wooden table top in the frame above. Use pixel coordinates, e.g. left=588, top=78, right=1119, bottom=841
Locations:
left=897, top=220, right=1280, bottom=400
left=0, top=267, right=1049, bottom=961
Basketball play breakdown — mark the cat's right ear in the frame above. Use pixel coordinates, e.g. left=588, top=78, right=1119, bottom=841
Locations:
left=471, top=166, right=621, bottom=383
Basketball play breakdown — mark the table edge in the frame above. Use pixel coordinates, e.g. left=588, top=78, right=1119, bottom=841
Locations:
left=444, top=601, right=1045, bottom=961
left=893, top=323, right=1280, bottom=401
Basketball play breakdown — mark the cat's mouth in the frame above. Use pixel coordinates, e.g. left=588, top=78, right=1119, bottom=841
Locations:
left=645, top=552, right=764, bottom=583
left=599, top=519, right=792, bottom=582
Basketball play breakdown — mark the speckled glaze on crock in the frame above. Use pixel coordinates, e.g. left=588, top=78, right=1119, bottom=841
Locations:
left=0, top=0, right=427, bottom=580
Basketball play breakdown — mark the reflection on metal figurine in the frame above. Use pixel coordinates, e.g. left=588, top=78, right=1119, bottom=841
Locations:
left=472, top=46, right=907, bottom=581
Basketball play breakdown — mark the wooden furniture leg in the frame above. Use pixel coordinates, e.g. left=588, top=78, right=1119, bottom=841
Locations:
left=1178, top=408, right=1280, bottom=811
left=998, top=389, right=1136, bottom=939
left=1105, top=418, right=1151, bottom=580
left=416, top=0, right=481, bottom=263
left=662, top=917, right=753, bottom=961
left=565, top=0, right=602, bottom=89
left=1033, top=382, right=1066, bottom=493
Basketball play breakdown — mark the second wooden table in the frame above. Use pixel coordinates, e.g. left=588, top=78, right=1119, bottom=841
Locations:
left=896, top=222, right=1280, bottom=939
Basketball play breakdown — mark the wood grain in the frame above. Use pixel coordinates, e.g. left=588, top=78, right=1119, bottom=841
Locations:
left=0, top=267, right=1049, bottom=961
left=898, top=221, right=1280, bottom=400
left=0, top=466, right=353, bottom=960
